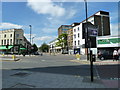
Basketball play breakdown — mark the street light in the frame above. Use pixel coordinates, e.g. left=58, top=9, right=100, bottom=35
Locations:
left=29, top=25, right=32, bottom=45
left=32, top=37, right=34, bottom=44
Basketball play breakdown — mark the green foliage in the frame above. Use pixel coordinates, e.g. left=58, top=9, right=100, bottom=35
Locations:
left=32, top=44, right=38, bottom=52
left=56, top=33, right=68, bottom=49
left=39, top=43, right=49, bottom=52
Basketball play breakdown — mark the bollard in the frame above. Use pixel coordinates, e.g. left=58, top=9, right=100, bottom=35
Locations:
left=76, top=54, right=80, bottom=60
left=12, top=55, right=16, bottom=60
left=2, top=54, right=4, bottom=56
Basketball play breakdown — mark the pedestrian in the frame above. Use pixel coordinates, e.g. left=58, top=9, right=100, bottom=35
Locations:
left=113, top=49, right=118, bottom=61
left=118, top=48, right=120, bottom=60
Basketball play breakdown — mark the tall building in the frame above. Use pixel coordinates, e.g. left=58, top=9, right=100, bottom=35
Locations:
left=58, top=25, right=72, bottom=36
left=73, top=11, right=110, bottom=55
left=0, top=29, right=31, bottom=54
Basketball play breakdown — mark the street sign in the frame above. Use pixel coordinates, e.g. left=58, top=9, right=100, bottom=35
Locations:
left=88, top=26, right=98, bottom=37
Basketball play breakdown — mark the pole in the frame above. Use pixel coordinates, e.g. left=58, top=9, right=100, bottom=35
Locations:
left=84, top=0, right=94, bottom=82
left=29, top=25, right=32, bottom=44
left=29, top=25, right=32, bottom=55
left=84, top=0, right=89, bottom=60
left=32, top=37, right=34, bottom=44
left=90, top=50, right=93, bottom=82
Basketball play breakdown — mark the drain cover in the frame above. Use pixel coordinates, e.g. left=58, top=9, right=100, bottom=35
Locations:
left=11, top=72, right=30, bottom=77
left=11, top=83, right=35, bottom=88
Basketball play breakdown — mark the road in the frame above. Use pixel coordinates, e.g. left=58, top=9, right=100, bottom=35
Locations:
left=1, top=54, right=119, bottom=88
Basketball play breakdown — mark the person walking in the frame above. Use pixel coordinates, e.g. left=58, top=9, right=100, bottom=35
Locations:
left=118, top=48, right=120, bottom=60
left=113, top=49, right=118, bottom=61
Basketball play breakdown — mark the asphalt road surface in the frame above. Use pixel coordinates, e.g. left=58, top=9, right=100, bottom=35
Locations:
left=2, top=54, right=119, bottom=82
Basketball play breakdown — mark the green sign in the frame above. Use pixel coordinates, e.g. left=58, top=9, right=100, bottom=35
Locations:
left=98, top=38, right=120, bottom=44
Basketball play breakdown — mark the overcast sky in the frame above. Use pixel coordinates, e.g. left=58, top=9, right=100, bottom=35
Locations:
left=0, top=1, right=119, bottom=47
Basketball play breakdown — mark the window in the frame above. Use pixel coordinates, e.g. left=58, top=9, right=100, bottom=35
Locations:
left=16, top=34, right=19, bottom=37
left=78, top=40, right=80, bottom=45
left=10, top=34, right=12, bottom=37
left=10, top=39, right=12, bottom=45
left=4, top=34, right=6, bottom=38
left=4, top=40, right=6, bottom=45
left=19, top=39, right=22, bottom=44
left=74, top=34, right=76, bottom=38
left=74, top=29, right=76, bottom=32
left=78, top=33, right=79, bottom=38
left=16, top=39, right=19, bottom=44
left=75, top=41, right=76, bottom=46
left=2, top=40, right=3, bottom=45
left=78, top=27, right=79, bottom=31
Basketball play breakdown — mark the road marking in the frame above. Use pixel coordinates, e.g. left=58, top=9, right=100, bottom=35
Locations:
left=41, top=60, right=45, bottom=61
left=94, top=65, right=101, bottom=80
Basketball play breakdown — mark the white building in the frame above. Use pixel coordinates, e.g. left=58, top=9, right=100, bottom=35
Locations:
left=73, top=11, right=110, bottom=55
left=48, top=39, right=62, bottom=54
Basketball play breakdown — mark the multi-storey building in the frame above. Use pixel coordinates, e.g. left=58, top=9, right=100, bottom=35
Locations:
left=58, top=25, right=72, bottom=36
left=0, top=29, right=31, bottom=54
left=73, top=11, right=111, bottom=55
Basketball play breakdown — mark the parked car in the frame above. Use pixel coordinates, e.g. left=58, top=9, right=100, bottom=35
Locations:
left=98, top=50, right=113, bottom=60
left=34, top=52, right=40, bottom=55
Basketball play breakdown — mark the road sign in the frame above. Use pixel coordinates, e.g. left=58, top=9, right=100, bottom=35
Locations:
left=88, top=26, right=98, bottom=37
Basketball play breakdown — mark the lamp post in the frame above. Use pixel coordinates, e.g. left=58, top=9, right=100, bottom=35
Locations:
left=29, top=25, right=32, bottom=44
left=29, top=25, right=32, bottom=55
left=32, top=37, right=34, bottom=45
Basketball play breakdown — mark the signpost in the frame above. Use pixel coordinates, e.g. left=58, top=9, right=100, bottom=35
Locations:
left=88, top=24, right=98, bottom=82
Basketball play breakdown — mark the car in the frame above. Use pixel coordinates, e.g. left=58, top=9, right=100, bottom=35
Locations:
left=98, top=50, right=113, bottom=60
left=34, top=52, right=40, bottom=55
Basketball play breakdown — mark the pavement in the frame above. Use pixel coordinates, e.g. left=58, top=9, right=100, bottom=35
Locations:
left=1, top=54, right=120, bottom=89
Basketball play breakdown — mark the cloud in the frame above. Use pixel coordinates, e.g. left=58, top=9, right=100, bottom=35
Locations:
left=24, top=33, right=37, bottom=42
left=110, top=11, right=118, bottom=22
left=110, top=23, right=119, bottom=36
left=27, top=0, right=65, bottom=17
left=41, top=27, right=58, bottom=34
left=0, top=22, right=23, bottom=29
left=66, top=9, right=77, bottom=19
left=35, top=36, right=57, bottom=41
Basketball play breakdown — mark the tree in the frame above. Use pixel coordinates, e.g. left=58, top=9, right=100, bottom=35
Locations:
left=56, top=33, right=68, bottom=53
left=32, top=44, right=38, bottom=53
left=39, top=43, right=49, bottom=52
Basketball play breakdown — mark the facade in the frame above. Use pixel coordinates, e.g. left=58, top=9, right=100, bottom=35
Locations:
left=58, top=25, right=72, bottom=36
left=97, top=35, right=120, bottom=49
left=67, top=28, right=73, bottom=50
left=73, top=11, right=111, bottom=55
left=48, top=39, right=62, bottom=54
left=0, top=29, right=31, bottom=54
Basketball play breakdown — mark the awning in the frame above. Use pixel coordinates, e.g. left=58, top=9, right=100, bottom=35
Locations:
left=0, top=46, right=13, bottom=50
left=20, top=48, right=26, bottom=50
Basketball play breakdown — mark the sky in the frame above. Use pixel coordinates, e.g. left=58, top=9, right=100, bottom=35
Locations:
left=0, top=0, right=119, bottom=47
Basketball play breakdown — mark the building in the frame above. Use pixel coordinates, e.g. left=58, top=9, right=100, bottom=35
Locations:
left=48, top=39, right=62, bottom=54
left=0, top=29, right=31, bottom=54
left=73, top=11, right=111, bottom=55
left=58, top=25, right=72, bottom=36
left=97, top=35, right=120, bottom=51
